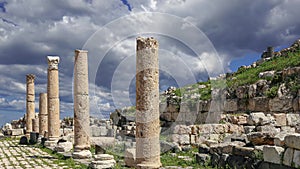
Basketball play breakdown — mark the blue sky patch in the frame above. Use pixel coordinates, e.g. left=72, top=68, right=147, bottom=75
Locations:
left=0, top=2, right=7, bottom=13
left=120, top=0, right=132, bottom=11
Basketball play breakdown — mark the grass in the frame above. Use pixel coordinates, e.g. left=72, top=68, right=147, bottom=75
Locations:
left=170, top=50, right=300, bottom=101
left=228, top=51, right=300, bottom=87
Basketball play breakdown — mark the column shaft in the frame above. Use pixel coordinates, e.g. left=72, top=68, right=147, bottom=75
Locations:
left=26, top=74, right=35, bottom=136
left=47, top=56, right=60, bottom=141
left=73, top=50, right=91, bottom=159
left=135, top=37, right=161, bottom=168
left=39, top=93, right=48, bottom=137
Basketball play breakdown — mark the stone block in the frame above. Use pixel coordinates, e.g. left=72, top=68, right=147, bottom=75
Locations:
left=247, top=112, right=272, bottom=126
left=198, top=144, right=210, bottom=154
left=244, top=126, right=256, bottom=134
left=269, top=97, right=293, bottom=112
left=232, top=146, right=255, bottom=158
left=274, top=132, right=288, bottom=147
left=281, top=126, right=295, bottom=133
left=263, top=145, right=284, bottom=164
left=94, top=154, right=114, bottom=160
left=90, top=159, right=116, bottom=169
left=283, top=148, right=294, bottom=166
left=10, top=129, right=24, bottom=136
left=286, top=114, right=300, bottom=127
left=195, top=153, right=210, bottom=165
left=256, top=125, right=280, bottom=134
left=248, top=97, right=269, bottom=112
left=55, top=141, right=73, bottom=152
left=285, top=134, right=300, bottom=150
left=210, top=141, right=246, bottom=154
left=293, top=149, right=300, bottom=168
left=178, top=134, right=190, bottom=145
left=274, top=113, right=287, bottom=126
left=247, top=132, right=275, bottom=145
left=224, top=99, right=238, bottom=112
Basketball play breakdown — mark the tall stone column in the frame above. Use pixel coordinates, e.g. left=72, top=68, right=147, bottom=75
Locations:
left=47, top=56, right=60, bottom=142
left=72, top=50, right=91, bottom=159
left=39, top=93, right=48, bottom=137
left=135, top=37, right=161, bottom=168
left=26, top=74, right=35, bottom=137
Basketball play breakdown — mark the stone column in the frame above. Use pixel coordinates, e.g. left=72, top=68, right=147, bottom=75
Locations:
left=32, top=113, right=39, bottom=133
left=135, top=37, right=161, bottom=168
left=26, top=74, right=35, bottom=137
left=39, top=93, right=48, bottom=137
left=47, top=56, right=60, bottom=142
left=72, top=50, right=91, bottom=159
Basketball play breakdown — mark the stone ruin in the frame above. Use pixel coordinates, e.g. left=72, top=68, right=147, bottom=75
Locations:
left=1, top=37, right=300, bottom=169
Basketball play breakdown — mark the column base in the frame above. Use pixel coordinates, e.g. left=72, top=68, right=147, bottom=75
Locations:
left=136, top=163, right=162, bottom=169
left=44, top=137, right=59, bottom=148
left=72, top=150, right=92, bottom=159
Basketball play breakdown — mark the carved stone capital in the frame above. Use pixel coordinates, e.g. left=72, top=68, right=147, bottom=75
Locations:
left=26, top=74, right=35, bottom=83
left=47, top=56, right=60, bottom=70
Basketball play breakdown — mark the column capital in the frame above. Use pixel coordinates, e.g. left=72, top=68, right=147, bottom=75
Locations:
left=26, top=74, right=35, bottom=83
left=47, top=56, right=60, bottom=70
left=136, top=37, right=158, bottom=51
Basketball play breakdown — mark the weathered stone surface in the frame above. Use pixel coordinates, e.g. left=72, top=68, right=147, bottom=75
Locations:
left=274, top=132, right=288, bottom=146
left=26, top=74, right=35, bottom=136
left=263, top=145, right=284, bottom=164
left=10, top=129, right=24, bottom=136
left=236, top=86, right=248, bottom=99
left=47, top=56, right=60, bottom=141
left=284, top=134, right=300, bottom=150
left=198, top=100, right=210, bottom=112
left=273, top=113, right=287, bottom=126
left=224, top=99, right=238, bottom=112
left=94, top=154, right=114, bottom=160
left=293, top=149, right=300, bottom=168
left=198, top=144, right=210, bottom=154
left=210, top=141, right=246, bottom=154
left=281, top=126, right=295, bottom=133
left=283, top=148, right=294, bottom=166
left=73, top=50, right=91, bottom=158
left=247, top=112, right=272, bottom=126
left=286, top=114, right=300, bottom=127
left=256, top=125, right=280, bottom=134
left=259, top=70, right=275, bottom=79
left=90, top=159, right=116, bottom=169
left=72, top=149, right=92, bottom=159
left=125, top=148, right=136, bottom=168
left=195, top=153, right=210, bottom=165
left=39, top=93, right=48, bottom=137
left=135, top=37, right=161, bottom=168
left=247, top=132, right=275, bottom=145
left=244, top=126, right=255, bottom=134
left=248, top=97, right=269, bottom=112
left=55, top=141, right=73, bottom=152
left=269, top=97, right=293, bottom=112
left=232, top=146, right=255, bottom=158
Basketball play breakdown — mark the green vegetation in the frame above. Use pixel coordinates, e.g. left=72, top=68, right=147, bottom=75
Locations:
left=37, top=145, right=88, bottom=169
left=170, top=50, right=300, bottom=101
left=228, top=51, right=300, bottom=87
left=161, top=147, right=213, bottom=168
left=265, top=85, right=279, bottom=98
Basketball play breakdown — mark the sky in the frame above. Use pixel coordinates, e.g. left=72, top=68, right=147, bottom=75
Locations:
left=0, top=0, right=300, bottom=126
